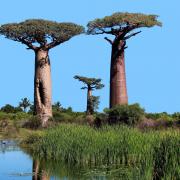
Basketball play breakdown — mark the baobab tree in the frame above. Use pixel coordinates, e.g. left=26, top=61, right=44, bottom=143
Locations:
left=87, top=12, right=162, bottom=108
left=74, top=75, right=104, bottom=114
left=0, top=19, right=84, bottom=126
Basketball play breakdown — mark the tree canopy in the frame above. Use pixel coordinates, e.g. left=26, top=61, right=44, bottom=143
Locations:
left=0, top=19, right=85, bottom=50
left=87, top=12, right=162, bottom=37
left=74, top=75, right=104, bottom=90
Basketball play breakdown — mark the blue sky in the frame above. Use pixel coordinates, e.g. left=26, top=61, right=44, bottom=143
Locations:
left=0, top=0, right=179, bottom=113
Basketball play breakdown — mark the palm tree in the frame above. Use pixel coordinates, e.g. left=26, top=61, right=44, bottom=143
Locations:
left=19, top=98, right=31, bottom=112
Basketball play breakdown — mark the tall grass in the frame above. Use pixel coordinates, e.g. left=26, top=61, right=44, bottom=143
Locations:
left=24, top=124, right=180, bottom=179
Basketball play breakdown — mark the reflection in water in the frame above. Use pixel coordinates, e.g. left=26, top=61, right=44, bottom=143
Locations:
left=31, top=158, right=139, bottom=180
left=32, top=160, right=50, bottom=180
left=0, top=141, right=140, bottom=180
left=0, top=140, right=19, bottom=153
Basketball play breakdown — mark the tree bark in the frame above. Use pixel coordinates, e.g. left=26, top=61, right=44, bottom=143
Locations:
left=86, top=87, right=92, bottom=115
left=110, top=41, right=128, bottom=108
left=34, top=49, right=52, bottom=127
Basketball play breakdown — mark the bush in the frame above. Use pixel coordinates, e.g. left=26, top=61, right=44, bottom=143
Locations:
left=145, top=112, right=172, bottom=121
left=0, top=111, right=31, bottom=121
left=137, top=118, right=157, bottom=130
left=74, top=114, right=86, bottom=124
left=22, top=116, right=41, bottom=129
left=0, top=104, right=23, bottom=113
left=22, top=131, right=44, bottom=145
left=172, top=112, right=180, bottom=121
left=53, top=112, right=74, bottom=123
left=106, top=103, right=145, bottom=125
left=93, top=113, right=108, bottom=127
left=52, top=111, right=86, bottom=124
left=154, top=119, right=173, bottom=129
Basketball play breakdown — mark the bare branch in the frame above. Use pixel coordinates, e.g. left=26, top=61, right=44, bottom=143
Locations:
left=104, top=37, right=113, bottom=45
left=46, top=40, right=62, bottom=49
left=124, top=31, right=141, bottom=40
left=81, top=87, right=88, bottom=90
left=115, top=24, right=139, bottom=42
left=20, top=38, right=38, bottom=50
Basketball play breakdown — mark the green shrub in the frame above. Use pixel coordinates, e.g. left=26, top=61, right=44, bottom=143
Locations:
left=52, top=111, right=86, bottom=124
left=155, top=116, right=174, bottom=128
left=0, top=104, right=23, bottom=113
left=22, top=131, right=44, bottom=145
left=74, top=114, right=86, bottom=124
left=172, top=112, right=180, bottom=121
left=0, top=111, right=31, bottom=121
left=22, top=116, right=41, bottom=129
left=94, top=113, right=108, bottom=127
left=53, top=112, right=74, bottom=123
left=145, top=112, right=172, bottom=120
left=106, top=103, right=145, bottom=125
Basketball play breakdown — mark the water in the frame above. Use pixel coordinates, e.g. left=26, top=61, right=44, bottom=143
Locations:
left=0, top=140, right=32, bottom=180
left=0, top=140, right=133, bottom=180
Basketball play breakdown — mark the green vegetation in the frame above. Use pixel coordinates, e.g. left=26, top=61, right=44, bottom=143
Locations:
left=74, top=75, right=104, bottom=114
left=105, top=103, right=145, bottom=125
left=23, top=124, right=180, bottom=179
left=87, top=12, right=162, bottom=35
left=0, top=102, right=179, bottom=139
left=0, top=104, right=23, bottom=113
left=0, top=19, right=85, bottom=49
left=0, top=111, right=32, bottom=139
left=0, top=101, right=179, bottom=178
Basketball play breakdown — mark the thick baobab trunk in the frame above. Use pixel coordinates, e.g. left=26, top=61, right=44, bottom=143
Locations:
left=110, top=41, right=128, bottom=108
left=86, top=87, right=92, bottom=114
left=34, top=49, right=52, bottom=127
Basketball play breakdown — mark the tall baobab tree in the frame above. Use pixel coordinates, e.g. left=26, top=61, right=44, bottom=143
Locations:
left=87, top=12, right=162, bottom=108
left=74, top=75, right=104, bottom=114
left=0, top=19, right=84, bottom=126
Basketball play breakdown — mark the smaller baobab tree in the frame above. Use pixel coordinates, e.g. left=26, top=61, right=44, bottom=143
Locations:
left=19, top=97, right=31, bottom=112
left=0, top=19, right=84, bottom=127
left=87, top=12, right=162, bottom=108
left=74, top=75, right=104, bottom=114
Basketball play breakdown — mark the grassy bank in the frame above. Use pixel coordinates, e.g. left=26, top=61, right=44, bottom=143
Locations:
left=0, top=112, right=33, bottom=139
left=23, top=124, right=180, bottom=179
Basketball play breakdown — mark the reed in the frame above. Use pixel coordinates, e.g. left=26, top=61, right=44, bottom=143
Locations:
left=24, top=124, right=180, bottom=179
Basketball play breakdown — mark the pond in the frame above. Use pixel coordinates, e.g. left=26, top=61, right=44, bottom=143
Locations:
left=0, top=140, right=32, bottom=180
left=0, top=140, right=135, bottom=180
